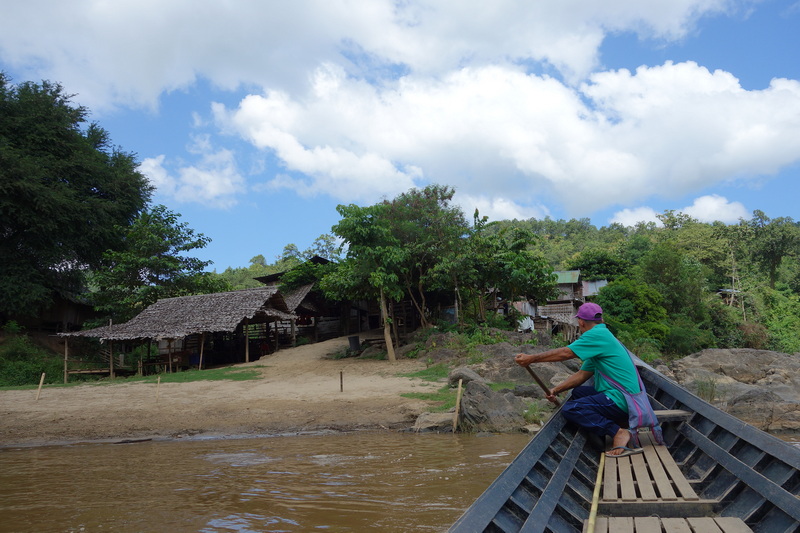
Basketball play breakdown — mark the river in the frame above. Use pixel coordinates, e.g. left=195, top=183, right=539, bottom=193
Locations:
left=0, top=431, right=531, bottom=532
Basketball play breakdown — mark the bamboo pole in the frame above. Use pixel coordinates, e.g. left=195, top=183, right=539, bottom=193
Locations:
left=586, top=452, right=606, bottom=533
left=453, top=378, right=464, bottom=432
left=156, top=376, right=161, bottom=403
left=35, top=373, right=45, bottom=400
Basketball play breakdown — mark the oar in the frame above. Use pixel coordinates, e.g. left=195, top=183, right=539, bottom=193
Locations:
left=524, top=366, right=561, bottom=406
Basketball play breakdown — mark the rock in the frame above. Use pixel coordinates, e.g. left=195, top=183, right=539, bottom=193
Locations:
left=448, top=367, right=487, bottom=387
left=413, top=412, right=455, bottom=433
left=670, top=348, right=800, bottom=431
left=459, top=381, right=527, bottom=433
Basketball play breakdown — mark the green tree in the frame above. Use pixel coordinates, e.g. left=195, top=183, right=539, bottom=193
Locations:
left=0, top=75, right=151, bottom=318
left=323, top=201, right=406, bottom=361
left=741, top=210, right=800, bottom=289
left=566, top=248, right=630, bottom=281
left=384, top=185, right=469, bottom=328
left=91, top=205, right=228, bottom=321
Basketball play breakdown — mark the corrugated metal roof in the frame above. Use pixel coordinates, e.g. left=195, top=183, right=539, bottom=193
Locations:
left=555, top=270, right=580, bottom=284
left=582, top=279, right=608, bottom=296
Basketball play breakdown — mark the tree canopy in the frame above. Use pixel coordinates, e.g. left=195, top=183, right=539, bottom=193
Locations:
left=0, top=74, right=151, bottom=318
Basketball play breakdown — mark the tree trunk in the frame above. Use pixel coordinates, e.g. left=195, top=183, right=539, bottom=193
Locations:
left=380, top=289, right=397, bottom=363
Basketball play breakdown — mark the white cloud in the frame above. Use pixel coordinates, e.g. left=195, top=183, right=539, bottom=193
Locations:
left=611, top=194, right=750, bottom=226
left=139, top=141, right=245, bottom=208
left=4, top=1, right=798, bottom=217
left=0, top=0, right=737, bottom=111
left=679, top=194, right=749, bottom=223
left=215, top=59, right=800, bottom=214
left=610, top=207, right=661, bottom=227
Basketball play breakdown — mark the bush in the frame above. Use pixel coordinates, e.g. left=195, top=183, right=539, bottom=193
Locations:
left=0, top=335, right=63, bottom=386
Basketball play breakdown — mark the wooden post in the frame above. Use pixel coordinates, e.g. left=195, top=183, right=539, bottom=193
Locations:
left=340, top=370, right=343, bottom=392
left=244, top=319, right=250, bottom=363
left=108, top=319, right=115, bottom=379
left=36, top=373, right=45, bottom=400
left=453, top=379, right=464, bottom=432
left=156, top=376, right=161, bottom=403
left=274, top=320, right=280, bottom=352
left=63, top=338, right=69, bottom=384
left=198, top=332, right=205, bottom=370
left=167, top=339, right=173, bottom=373
left=109, top=340, right=115, bottom=378
left=291, top=318, right=297, bottom=347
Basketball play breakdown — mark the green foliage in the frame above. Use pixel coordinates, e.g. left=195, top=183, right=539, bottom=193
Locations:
left=522, top=399, right=552, bottom=425
left=400, top=385, right=457, bottom=412
left=401, top=363, right=450, bottom=381
left=753, top=286, right=800, bottom=353
left=0, top=334, right=63, bottom=386
left=0, top=75, right=151, bottom=317
left=90, top=205, right=228, bottom=321
left=566, top=248, right=630, bottom=281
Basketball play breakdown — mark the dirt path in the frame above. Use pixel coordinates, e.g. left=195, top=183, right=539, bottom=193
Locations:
left=0, top=335, right=442, bottom=447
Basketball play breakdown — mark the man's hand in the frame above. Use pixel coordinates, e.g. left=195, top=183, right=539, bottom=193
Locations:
left=515, top=353, right=535, bottom=367
left=544, top=389, right=560, bottom=405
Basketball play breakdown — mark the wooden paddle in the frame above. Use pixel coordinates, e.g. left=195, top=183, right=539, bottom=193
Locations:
left=524, top=366, right=561, bottom=406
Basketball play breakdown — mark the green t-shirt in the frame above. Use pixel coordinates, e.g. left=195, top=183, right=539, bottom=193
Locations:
left=568, top=324, right=640, bottom=412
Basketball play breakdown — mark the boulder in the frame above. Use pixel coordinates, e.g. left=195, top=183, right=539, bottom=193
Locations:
left=458, top=381, right=527, bottom=433
left=670, top=348, right=800, bottom=431
left=448, top=366, right=487, bottom=387
left=413, top=412, right=455, bottom=433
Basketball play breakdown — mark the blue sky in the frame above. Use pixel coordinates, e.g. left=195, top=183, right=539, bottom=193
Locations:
left=1, top=1, right=799, bottom=271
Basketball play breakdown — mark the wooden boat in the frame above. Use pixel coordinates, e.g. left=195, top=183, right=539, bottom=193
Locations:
left=449, top=363, right=800, bottom=533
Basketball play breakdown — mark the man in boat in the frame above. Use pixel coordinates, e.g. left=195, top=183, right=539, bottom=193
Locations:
left=515, top=302, right=641, bottom=457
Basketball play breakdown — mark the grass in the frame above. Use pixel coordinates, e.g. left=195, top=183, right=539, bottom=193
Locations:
left=400, top=362, right=450, bottom=382
left=401, top=385, right=457, bottom=412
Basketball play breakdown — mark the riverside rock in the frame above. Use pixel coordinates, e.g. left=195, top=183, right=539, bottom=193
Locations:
left=670, top=348, right=800, bottom=432
left=458, top=381, right=527, bottom=433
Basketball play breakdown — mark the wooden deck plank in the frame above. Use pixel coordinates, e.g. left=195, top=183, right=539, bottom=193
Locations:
left=618, top=456, right=637, bottom=502
left=603, top=457, right=618, bottom=501
left=687, top=517, right=723, bottom=532
left=640, top=441, right=677, bottom=501
left=608, top=517, right=634, bottom=533
left=661, top=518, right=692, bottom=533
left=630, top=452, right=658, bottom=501
left=714, top=517, right=753, bottom=532
left=586, top=517, right=608, bottom=533
left=632, top=517, right=661, bottom=533
left=650, top=439, right=699, bottom=501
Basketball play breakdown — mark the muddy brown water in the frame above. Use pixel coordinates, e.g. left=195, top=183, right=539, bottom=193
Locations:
left=0, top=431, right=531, bottom=532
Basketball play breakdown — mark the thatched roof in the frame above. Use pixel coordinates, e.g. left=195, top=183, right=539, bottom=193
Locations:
left=60, top=286, right=294, bottom=341
left=282, top=283, right=314, bottom=312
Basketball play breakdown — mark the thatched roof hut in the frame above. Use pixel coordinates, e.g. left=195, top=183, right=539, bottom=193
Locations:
left=60, top=286, right=293, bottom=341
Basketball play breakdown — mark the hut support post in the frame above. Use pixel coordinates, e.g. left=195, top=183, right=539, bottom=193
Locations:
left=245, top=319, right=250, bottom=363
left=198, top=333, right=205, bottom=370
left=291, top=318, right=297, bottom=347
left=109, top=341, right=115, bottom=378
left=63, top=338, right=69, bottom=384
left=168, top=339, right=173, bottom=373
left=274, top=321, right=280, bottom=352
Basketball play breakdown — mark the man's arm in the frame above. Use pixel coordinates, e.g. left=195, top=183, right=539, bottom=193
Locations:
left=514, top=346, right=576, bottom=366
left=541, top=369, right=593, bottom=404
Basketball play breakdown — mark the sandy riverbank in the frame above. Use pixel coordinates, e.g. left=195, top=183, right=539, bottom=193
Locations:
left=0, top=335, right=441, bottom=447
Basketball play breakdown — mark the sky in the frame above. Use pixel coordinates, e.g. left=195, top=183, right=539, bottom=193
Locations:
left=1, top=0, right=799, bottom=271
